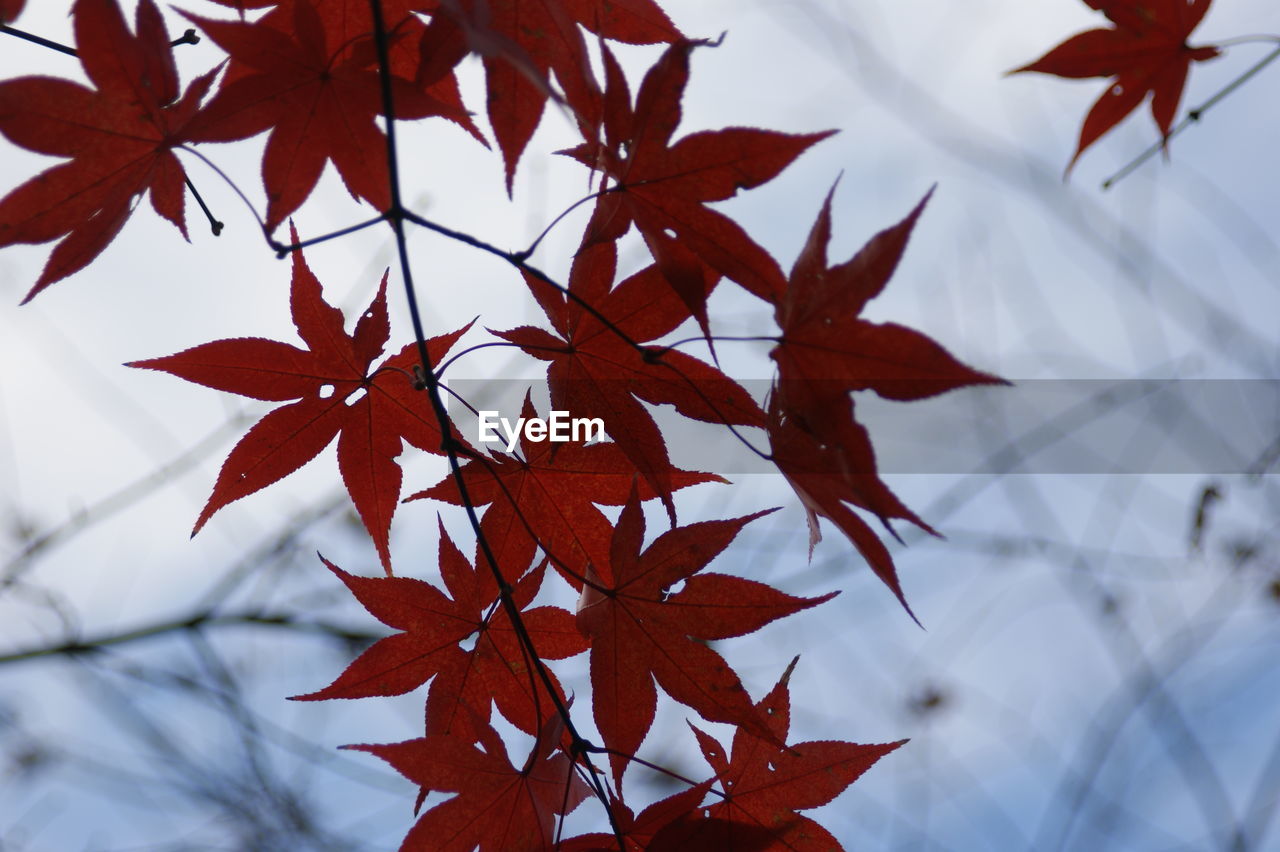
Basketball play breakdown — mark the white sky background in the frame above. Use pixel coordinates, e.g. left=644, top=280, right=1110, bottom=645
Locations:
left=1, top=0, right=1279, bottom=849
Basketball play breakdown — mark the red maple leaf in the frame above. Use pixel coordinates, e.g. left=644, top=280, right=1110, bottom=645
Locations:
left=0, top=0, right=217, bottom=301
left=494, top=241, right=761, bottom=516
left=1011, top=0, right=1220, bottom=170
left=409, top=393, right=723, bottom=588
left=347, top=712, right=591, bottom=851
left=209, top=0, right=475, bottom=119
left=1, top=0, right=25, bottom=24
left=560, top=39, right=833, bottom=332
left=768, top=187, right=1005, bottom=620
left=556, top=781, right=771, bottom=852
left=182, top=0, right=473, bottom=232
left=127, top=231, right=470, bottom=571
left=670, top=658, right=905, bottom=850
left=424, top=0, right=681, bottom=191
left=575, top=490, right=834, bottom=787
left=294, top=523, right=586, bottom=737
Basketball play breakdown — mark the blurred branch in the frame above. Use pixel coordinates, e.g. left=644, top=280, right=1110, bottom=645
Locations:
left=0, top=611, right=380, bottom=666
left=2, top=415, right=249, bottom=590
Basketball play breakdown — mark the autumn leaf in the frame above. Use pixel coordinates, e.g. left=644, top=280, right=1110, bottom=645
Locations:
left=768, top=186, right=1006, bottom=621
left=294, top=525, right=586, bottom=737
left=1011, top=0, right=1220, bottom=170
left=559, top=39, right=833, bottom=333
left=495, top=241, right=761, bottom=517
left=671, top=659, right=905, bottom=851
left=773, top=188, right=1003, bottom=405
left=555, top=781, right=771, bottom=852
left=0, top=0, right=25, bottom=24
left=347, top=712, right=590, bottom=851
left=427, top=0, right=680, bottom=191
left=409, top=393, right=723, bottom=588
left=211, top=0, right=476, bottom=122
left=0, top=0, right=217, bottom=301
left=127, top=231, right=470, bottom=571
left=182, top=0, right=473, bottom=232
left=575, top=489, right=833, bottom=787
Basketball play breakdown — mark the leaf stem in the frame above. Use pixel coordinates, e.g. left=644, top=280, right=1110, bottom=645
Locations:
left=585, top=744, right=727, bottom=799
left=0, top=24, right=76, bottom=56
left=180, top=146, right=267, bottom=230
left=184, top=176, right=223, bottom=236
left=268, top=215, right=387, bottom=257
left=0, top=23, right=200, bottom=55
left=515, top=187, right=613, bottom=261
left=1103, top=38, right=1280, bottom=189
left=400, top=208, right=649, bottom=356
left=652, top=333, right=782, bottom=354
left=433, top=340, right=550, bottom=380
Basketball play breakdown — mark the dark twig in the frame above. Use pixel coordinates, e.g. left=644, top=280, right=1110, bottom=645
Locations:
left=433, top=341, right=550, bottom=379
left=515, top=187, right=614, bottom=261
left=366, top=2, right=624, bottom=844
left=400, top=209, right=649, bottom=356
left=0, top=24, right=77, bottom=56
left=269, top=215, right=387, bottom=257
left=0, top=23, right=201, bottom=55
left=584, top=744, right=727, bottom=799
left=185, top=176, right=224, bottom=236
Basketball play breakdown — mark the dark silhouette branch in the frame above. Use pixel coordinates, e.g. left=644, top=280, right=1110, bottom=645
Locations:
left=366, top=3, right=625, bottom=845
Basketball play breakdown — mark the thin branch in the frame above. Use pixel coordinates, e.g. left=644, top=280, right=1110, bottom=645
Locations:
left=515, top=187, right=613, bottom=261
left=366, top=2, right=624, bottom=844
left=0, top=24, right=77, bottom=56
left=180, top=146, right=267, bottom=230
left=2, top=415, right=249, bottom=590
left=400, top=209, right=649, bottom=356
left=652, top=334, right=782, bottom=354
left=583, top=744, right=726, bottom=799
left=434, top=341, right=549, bottom=380
left=0, top=23, right=201, bottom=55
left=185, top=176, right=224, bottom=236
left=269, top=214, right=387, bottom=257
left=1103, top=38, right=1280, bottom=189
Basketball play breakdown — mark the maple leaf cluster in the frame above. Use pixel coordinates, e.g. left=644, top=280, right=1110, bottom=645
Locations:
left=0, top=0, right=1011, bottom=848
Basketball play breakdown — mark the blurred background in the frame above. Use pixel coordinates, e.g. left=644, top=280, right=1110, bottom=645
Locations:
left=1, top=0, right=1278, bottom=849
